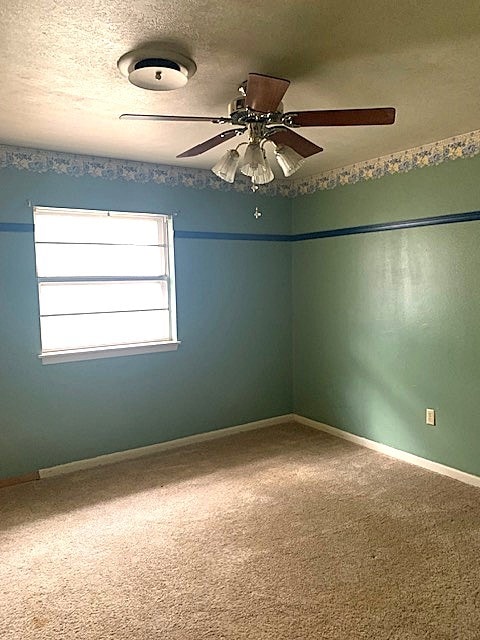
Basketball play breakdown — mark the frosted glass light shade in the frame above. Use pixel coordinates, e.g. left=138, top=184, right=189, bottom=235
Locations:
left=249, top=162, right=274, bottom=184
left=274, top=144, right=305, bottom=177
left=240, top=143, right=265, bottom=175
left=241, top=143, right=274, bottom=184
left=212, top=149, right=240, bottom=183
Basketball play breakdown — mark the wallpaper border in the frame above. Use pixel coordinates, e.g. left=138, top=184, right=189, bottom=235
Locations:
left=1, top=128, right=479, bottom=198
left=289, top=129, right=480, bottom=196
left=0, top=144, right=281, bottom=195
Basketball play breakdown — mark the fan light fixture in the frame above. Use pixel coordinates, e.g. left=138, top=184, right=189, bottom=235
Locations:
left=240, top=143, right=274, bottom=184
left=119, top=71, right=396, bottom=190
left=212, top=139, right=302, bottom=189
left=274, top=144, right=305, bottom=177
left=212, top=149, right=240, bottom=183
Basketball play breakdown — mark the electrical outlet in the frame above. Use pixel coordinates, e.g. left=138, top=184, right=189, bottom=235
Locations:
left=426, top=408, right=436, bottom=426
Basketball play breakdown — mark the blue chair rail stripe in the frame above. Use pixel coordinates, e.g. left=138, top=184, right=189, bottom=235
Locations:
left=2, top=211, right=480, bottom=240
left=0, top=222, right=34, bottom=232
left=174, top=230, right=291, bottom=242
left=291, top=210, right=480, bottom=241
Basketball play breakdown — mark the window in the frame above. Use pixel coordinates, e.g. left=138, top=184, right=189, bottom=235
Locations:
left=33, top=207, right=179, bottom=364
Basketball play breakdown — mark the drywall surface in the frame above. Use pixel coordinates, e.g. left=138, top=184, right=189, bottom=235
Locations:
left=0, top=166, right=293, bottom=478
left=292, top=155, right=480, bottom=476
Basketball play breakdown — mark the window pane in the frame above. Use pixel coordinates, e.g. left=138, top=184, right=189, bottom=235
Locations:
left=35, top=244, right=166, bottom=277
left=39, top=281, right=168, bottom=315
left=40, top=310, right=171, bottom=351
left=34, top=212, right=165, bottom=245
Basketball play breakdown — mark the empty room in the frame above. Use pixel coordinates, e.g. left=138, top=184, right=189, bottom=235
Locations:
left=1, top=1, right=479, bottom=638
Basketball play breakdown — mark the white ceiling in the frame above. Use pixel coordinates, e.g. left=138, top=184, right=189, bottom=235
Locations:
left=0, top=0, right=479, bottom=179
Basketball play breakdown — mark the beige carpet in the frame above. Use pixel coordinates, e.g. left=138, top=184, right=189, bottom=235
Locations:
left=1, top=423, right=479, bottom=639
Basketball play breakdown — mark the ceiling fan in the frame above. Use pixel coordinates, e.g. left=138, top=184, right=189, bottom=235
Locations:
left=120, top=72, right=396, bottom=190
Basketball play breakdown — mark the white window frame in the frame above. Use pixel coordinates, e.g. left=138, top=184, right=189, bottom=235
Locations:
left=33, top=206, right=180, bottom=364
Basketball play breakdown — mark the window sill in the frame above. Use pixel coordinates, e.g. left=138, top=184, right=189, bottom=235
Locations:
left=39, top=341, right=181, bottom=364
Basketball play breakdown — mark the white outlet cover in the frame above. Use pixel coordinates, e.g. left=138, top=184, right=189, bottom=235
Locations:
left=426, top=408, right=436, bottom=426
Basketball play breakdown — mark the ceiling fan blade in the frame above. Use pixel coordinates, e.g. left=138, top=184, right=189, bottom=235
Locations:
left=120, top=113, right=230, bottom=123
left=284, top=108, right=396, bottom=127
left=176, top=128, right=245, bottom=158
left=246, top=73, right=290, bottom=113
left=267, top=128, right=323, bottom=158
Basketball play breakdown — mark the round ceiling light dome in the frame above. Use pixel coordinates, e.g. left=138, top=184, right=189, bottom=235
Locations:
left=117, top=48, right=197, bottom=91
left=129, top=58, right=188, bottom=91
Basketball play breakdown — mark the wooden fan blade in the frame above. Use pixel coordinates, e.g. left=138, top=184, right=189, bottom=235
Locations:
left=284, top=108, right=396, bottom=127
left=176, top=128, right=244, bottom=158
left=246, top=73, right=290, bottom=113
left=268, top=129, right=323, bottom=158
left=120, top=113, right=230, bottom=123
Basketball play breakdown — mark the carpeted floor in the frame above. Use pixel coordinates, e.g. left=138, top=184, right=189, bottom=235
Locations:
left=1, top=423, right=480, bottom=639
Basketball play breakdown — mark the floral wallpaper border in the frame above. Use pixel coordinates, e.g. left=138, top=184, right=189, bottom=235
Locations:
left=1, top=128, right=479, bottom=198
left=0, top=144, right=276, bottom=195
left=288, top=129, right=480, bottom=197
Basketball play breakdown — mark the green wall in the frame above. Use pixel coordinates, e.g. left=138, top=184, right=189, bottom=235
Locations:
left=2, top=149, right=480, bottom=481
left=292, top=155, right=480, bottom=476
left=0, top=167, right=293, bottom=479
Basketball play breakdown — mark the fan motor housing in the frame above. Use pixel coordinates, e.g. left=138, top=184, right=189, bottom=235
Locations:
left=228, top=96, right=247, bottom=117
left=228, top=96, right=284, bottom=124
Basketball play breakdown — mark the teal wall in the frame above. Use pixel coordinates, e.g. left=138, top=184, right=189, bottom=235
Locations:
left=292, top=155, right=480, bottom=476
left=2, top=150, right=480, bottom=481
left=0, top=167, right=293, bottom=478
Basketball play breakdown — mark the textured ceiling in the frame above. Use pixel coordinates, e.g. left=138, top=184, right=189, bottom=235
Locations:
left=0, top=0, right=479, bottom=179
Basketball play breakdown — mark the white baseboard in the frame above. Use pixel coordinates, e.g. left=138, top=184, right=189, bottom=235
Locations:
left=38, top=412, right=480, bottom=489
left=39, top=414, right=295, bottom=478
left=294, top=414, right=480, bottom=489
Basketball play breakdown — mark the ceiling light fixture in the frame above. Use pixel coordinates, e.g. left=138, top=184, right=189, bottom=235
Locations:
left=240, top=142, right=274, bottom=185
left=211, top=149, right=240, bottom=183
left=118, top=47, right=196, bottom=91
left=211, top=125, right=304, bottom=190
left=274, top=144, right=305, bottom=177
left=121, top=71, right=396, bottom=187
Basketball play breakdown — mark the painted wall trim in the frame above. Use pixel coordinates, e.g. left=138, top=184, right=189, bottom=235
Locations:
left=0, top=222, right=34, bottom=232
left=7, top=415, right=480, bottom=488
left=174, top=230, right=291, bottom=242
left=0, top=470, right=40, bottom=489
left=39, top=414, right=295, bottom=478
left=291, top=209, right=480, bottom=241
left=294, top=414, right=480, bottom=489
left=3, top=210, right=480, bottom=242
left=1, top=128, right=479, bottom=198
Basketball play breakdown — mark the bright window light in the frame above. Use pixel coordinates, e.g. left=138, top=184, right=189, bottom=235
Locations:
left=40, top=310, right=171, bottom=351
left=33, top=207, right=178, bottom=363
left=35, top=243, right=166, bottom=277
left=38, top=281, right=168, bottom=316
left=34, top=211, right=165, bottom=245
